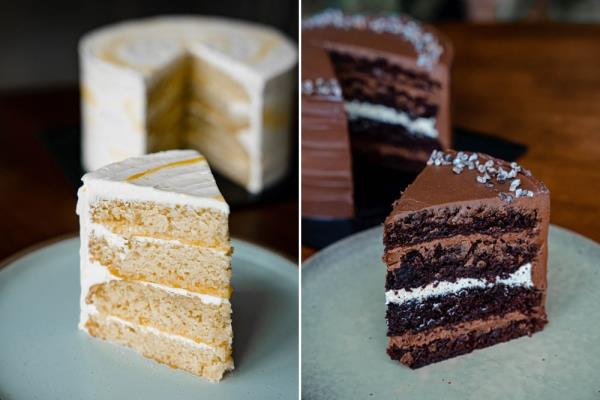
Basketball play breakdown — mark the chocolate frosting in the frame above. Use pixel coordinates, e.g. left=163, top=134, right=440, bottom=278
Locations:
left=388, top=151, right=549, bottom=215
left=301, top=10, right=453, bottom=218
left=388, top=311, right=533, bottom=348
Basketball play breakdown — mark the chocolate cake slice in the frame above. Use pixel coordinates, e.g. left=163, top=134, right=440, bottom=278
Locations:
left=383, top=150, right=549, bottom=368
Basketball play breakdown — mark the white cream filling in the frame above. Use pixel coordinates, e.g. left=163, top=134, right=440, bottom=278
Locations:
left=385, top=262, right=533, bottom=305
left=88, top=223, right=127, bottom=250
left=105, top=314, right=215, bottom=351
left=82, top=306, right=220, bottom=354
left=87, top=221, right=229, bottom=256
left=344, top=100, right=438, bottom=139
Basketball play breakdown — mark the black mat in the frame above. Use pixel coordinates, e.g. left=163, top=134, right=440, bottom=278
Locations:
left=302, top=126, right=528, bottom=249
left=37, top=126, right=297, bottom=210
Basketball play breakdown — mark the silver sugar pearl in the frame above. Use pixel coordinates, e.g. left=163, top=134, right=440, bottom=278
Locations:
left=509, top=179, right=521, bottom=192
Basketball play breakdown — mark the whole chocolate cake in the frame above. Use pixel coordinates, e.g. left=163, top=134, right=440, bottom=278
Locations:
left=302, top=10, right=453, bottom=220
left=383, top=150, right=549, bottom=368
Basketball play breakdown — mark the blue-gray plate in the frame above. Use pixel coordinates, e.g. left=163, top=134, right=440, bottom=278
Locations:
left=0, top=237, right=298, bottom=399
left=302, top=225, right=600, bottom=400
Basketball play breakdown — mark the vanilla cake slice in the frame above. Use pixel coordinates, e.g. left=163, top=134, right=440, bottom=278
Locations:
left=76, top=149, right=233, bottom=381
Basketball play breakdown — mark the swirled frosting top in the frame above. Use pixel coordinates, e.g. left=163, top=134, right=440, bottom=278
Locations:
left=80, top=16, right=297, bottom=79
left=79, top=149, right=229, bottom=213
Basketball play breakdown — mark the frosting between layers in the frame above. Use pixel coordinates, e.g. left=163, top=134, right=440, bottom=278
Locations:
left=88, top=222, right=229, bottom=256
left=105, top=314, right=216, bottom=352
left=388, top=311, right=531, bottom=348
left=86, top=309, right=232, bottom=361
left=82, top=259, right=229, bottom=306
left=385, top=262, right=533, bottom=305
left=383, top=231, right=538, bottom=269
left=79, top=257, right=229, bottom=334
left=78, top=150, right=229, bottom=213
left=344, top=100, right=437, bottom=138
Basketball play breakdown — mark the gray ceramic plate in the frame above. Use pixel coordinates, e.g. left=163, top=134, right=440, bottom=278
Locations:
left=302, top=225, right=600, bottom=400
left=0, top=237, right=298, bottom=399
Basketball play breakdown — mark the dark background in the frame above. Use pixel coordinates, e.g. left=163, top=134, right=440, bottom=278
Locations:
left=303, top=0, right=600, bottom=22
left=0, top=0, right=299, bottom=261
left=0, top=0, right=298, bottom=90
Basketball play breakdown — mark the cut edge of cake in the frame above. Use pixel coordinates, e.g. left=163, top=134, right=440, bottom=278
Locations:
left=77, top=149, right=234, bottom=382
left=382, top=150, right=549, bottom=368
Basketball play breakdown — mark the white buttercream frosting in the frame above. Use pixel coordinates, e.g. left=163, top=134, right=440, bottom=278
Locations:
left=385, top=263, right=533, bottom=305
left=81, top=16, right=297, bottom=79
left=78, top=149, right=229, bottom=214
left=344, top=100, right=438, bottom=139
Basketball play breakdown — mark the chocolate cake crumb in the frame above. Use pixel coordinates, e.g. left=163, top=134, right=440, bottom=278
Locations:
left=387, top=317, right=547, bottom=368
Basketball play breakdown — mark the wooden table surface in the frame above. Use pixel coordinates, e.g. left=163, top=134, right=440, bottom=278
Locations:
left=302, top=22, right=600, bottom=261
left=0, top=88, right=298, bottom=263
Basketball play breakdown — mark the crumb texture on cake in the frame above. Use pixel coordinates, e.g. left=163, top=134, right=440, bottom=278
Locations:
left=86, top=314, right=233, bottom=382
left=77, top=150, right=234, bottom=381
left=382, top=150, right=549, bottom=369
left=87, top=280, right=232, bottom=350
left=384, top=205, right=539, bottom=249
left=88, top=234, right=231, bottom=297
left=385, top=234, right=539, bottom=290
left=387, top=315, right=547, bottom=369
left=89, top=200, right=230, bottom=249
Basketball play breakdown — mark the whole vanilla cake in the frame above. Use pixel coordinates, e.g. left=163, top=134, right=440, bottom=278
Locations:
left=80, top=16, right=297, bottom=193
left=302, top=10, right=452, bottom=219
left=383, top=150, right=549, bottom=368
left=77, top=150, right=233, bottom=381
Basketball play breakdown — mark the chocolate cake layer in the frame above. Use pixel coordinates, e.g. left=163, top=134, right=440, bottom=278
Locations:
left=348, top=118, right=440, bottom=150
left=329, top=54, right=439, bottom=119
left=385, top=237, right=539, bottom=291
left=387, top=316, right=547, bottom=368
left=386, top=284, right=543, bottom=335
left=329, top=50, right=441, bottom=93
left=348, top=118, right=440, bottom=168
left=352, top=143, right=433, bottom=172
left=384, top=205, right=539, bottom=250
